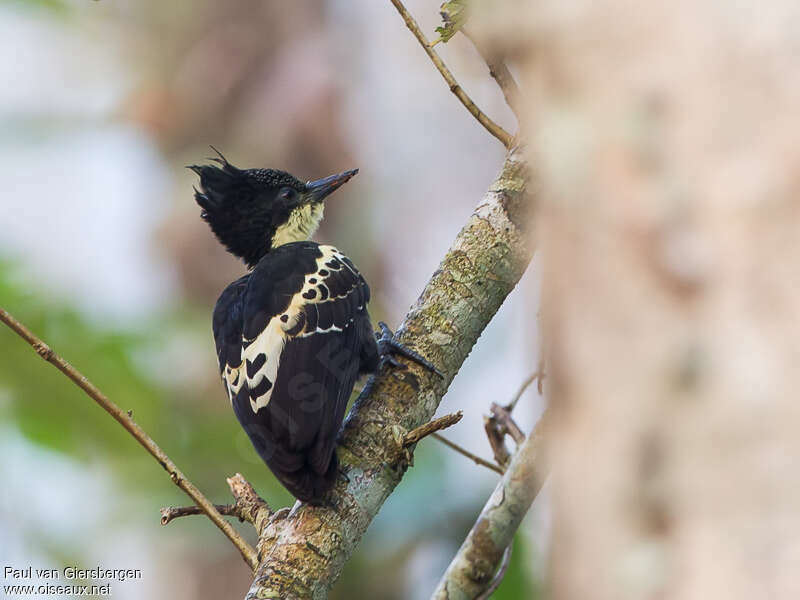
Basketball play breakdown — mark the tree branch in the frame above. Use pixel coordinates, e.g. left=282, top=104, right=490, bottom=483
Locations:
left=431, top=410, right=550, bottom=600
left=160, top=473, right=272, bottom=535
left=161, top=504, right=238, bottom=525
left=505, top=367, right=543, bottom=412
left=432, top=433, right=505, bottom=475
left=403, top=411, right=463, bottom=446
left=389, top=0, right=515, bottom=148
left=462, top=27, right=523, bottom=124
left=246, top=146, right=532, bottom=599
left=485, top=371, right=539, bottom=468
left=0, top=308, right=259, bottom=571
left=490, top=403, right=526, bottom=447
left=475, top=543, right=513, bottom=600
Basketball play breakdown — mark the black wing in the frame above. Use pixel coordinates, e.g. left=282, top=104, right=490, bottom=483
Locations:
left=225, top=241, right=374, bottom=501
left=212, top=273, right=250, bottom=403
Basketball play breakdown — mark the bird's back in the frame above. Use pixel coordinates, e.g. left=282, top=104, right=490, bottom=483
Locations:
left=213, top=241, right=376, bottom=501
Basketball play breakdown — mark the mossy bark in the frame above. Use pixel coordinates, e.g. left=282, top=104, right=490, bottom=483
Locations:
left=246, top=148, right=533, bottom=600
left=431, top=413, right=549, bottom=599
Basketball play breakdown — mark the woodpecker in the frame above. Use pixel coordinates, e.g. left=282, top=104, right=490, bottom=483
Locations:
left=190, top=149, right=439, bottom=504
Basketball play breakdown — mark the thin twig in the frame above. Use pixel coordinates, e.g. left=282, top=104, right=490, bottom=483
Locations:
left=0, top=308, right=259, bottom=571
left=389, top=0, right=514, bottom=148
left=161, top=504, right=238, bottom=525
left=161, top=473, right=272, bottom=542
left=505, top=366, right=544, bottom=412
left=433, top=410, right=550, bottom=599
left=462, top=27, right=523, bottom=124
left=403, top=411, right=463, bottom=446
left=476, top=543, right=513, bottom=600
left=226, top=472, right=273, bottom=539
left=491, top=402, right=526, bottom=445
left=484, top=413, right=512, bottom=467
left=433, top=433, right=505, bottom=475
left=486, top=370, right=542, bottom=467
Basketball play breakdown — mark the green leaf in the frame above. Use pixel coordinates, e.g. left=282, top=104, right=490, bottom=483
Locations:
left=433, top=0, right=469, bottom=45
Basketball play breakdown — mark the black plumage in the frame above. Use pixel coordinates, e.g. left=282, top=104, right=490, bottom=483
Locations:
left=192, top=151, right=378, bottom=502
left=192, top=150, right=437, bottom=504
left=220, top=243, right=378, bottom=501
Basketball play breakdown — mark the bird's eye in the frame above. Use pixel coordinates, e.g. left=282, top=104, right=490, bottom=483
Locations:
left=278, top=187, right=297, bottom=201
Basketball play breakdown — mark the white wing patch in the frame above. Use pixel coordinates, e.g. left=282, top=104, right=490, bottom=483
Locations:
left=241, top=245, right=365, bottom=414
left=241, top=318, right=286, bottom=414
left=223, top=364, right=243, bottom=404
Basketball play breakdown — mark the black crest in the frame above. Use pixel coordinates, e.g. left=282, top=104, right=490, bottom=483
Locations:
left=189, top=148, right=304, bottom=268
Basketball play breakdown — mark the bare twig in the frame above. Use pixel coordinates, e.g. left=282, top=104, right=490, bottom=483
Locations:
left=389, top=0, right=514, bottom=148
left=226, top=473, right=273, bottom=539
left=432, top=433, right=505, bottom=475
left=403, top=411, right=463, bottom=446
left=462, top=27, right=523, bottom=123
left=161, top=504, right=238, bottom=525
left=432, top=411, right=550, bottom=599
left=490, top=402, right=525, bottom=445
left=485, top=370, right=541, bottom=466
left=0, top=308, right=259, bottom=571
left=160, top=473, right=272, bottom=532
left=484, top=403, right=526, bottom=467
left=505, top=368, right=543, bottom=412
left=484, top=413, right=512, bottom=467
left=476, top=543, right=513, bottom=600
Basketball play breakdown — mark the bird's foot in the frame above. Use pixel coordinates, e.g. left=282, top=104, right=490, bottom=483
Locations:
left=268, top=506, right=291, bottom=525
left=287, top=500, right=304, bottom=520
left=338, top=467, right=351, bottom=484
left=375, top=322, right=444, bottom=377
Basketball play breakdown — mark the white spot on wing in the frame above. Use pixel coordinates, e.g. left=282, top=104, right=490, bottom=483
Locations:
left=223, top=364, right=243, bottom=405
left=242, top=319, right=285, bottom=413
left=239, top=244, right=367, bottom=412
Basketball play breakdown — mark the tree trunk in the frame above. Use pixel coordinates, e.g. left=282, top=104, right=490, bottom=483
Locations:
left=497, top=1, right=800, bottom=598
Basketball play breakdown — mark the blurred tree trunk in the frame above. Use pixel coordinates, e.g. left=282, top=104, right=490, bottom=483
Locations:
left=475, top=1, right=800, bottom=598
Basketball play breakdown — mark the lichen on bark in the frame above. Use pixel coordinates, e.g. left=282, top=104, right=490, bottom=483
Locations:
left=246, top=147, right=533, bottom=600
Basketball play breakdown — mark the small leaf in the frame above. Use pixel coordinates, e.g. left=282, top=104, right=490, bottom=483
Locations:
left=433, top=0, right=469, bottom=45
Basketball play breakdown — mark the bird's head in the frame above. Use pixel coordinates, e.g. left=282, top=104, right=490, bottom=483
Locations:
left=190, top=148, right=358, bottom=268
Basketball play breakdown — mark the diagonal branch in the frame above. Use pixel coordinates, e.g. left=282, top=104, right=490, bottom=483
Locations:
left=432, top=433, right=505, bottom=475
left=389, top=0, right=515, bottom=148
left=0, top=308, right=259, bottom=571
left=486, top=371, right=540, bottom=467
left=505, top=366, right=544, bottom=412
left=161, top=473, right=272, bottom=530
left=432, top=409, right=551, bottom=599
left=246, top=146, right=532, bottom=599
left=161, top=503, right=238, bottom=525
left=403, top=411, right=463, bottom=446
left=476, top=543, right=513, bottom=600
left=462, top=27, right=523, bottom=124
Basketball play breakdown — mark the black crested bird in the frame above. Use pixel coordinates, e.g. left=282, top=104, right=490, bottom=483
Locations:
left=190, top=149, right=440, bottom=504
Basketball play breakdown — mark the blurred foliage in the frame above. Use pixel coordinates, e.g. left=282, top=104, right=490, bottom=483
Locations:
left=0, top=257, right=538, bottom=598
left=2, top=0, right=72, bottom=16
left=0, top=259, right=294, bottom=509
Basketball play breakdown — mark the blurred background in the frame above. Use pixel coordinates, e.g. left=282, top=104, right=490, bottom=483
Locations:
left=0, top=1, right=541, bottom=598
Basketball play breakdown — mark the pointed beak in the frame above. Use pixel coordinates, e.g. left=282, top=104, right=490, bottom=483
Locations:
left=306, top=168, right=358, bottom=202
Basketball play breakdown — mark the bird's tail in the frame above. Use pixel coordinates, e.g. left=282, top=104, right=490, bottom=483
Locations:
left=271, top=452, right=339, bottom=504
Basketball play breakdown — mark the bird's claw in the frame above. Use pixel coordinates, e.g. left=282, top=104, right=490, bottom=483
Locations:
left=375, top=322, right=444, bottom=378
left=287, top=500, right=304, bottom=519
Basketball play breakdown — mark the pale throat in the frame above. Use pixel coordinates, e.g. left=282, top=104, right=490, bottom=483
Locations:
left=271, top=203, right=325, bottom=248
